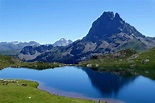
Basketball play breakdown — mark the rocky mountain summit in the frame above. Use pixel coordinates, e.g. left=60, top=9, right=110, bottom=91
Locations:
left=83, top=12, right=144, bottom=42
left=53, top=38, right=72, bottom=47
left=18, top=11, right=155, bottom=63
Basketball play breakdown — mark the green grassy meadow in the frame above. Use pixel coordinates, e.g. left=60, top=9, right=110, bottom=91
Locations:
left=79, top=48, right=155, bottom=79
left=0, top=80, right=102, bottom=103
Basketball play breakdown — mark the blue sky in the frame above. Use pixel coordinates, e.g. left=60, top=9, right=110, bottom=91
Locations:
left=0, top=0, right=155, bottom=44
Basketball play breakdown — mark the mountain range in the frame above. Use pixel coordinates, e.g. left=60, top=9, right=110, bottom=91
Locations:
left=0, top=41, right=40, bottom=55
left=0, top=38, right=72, bottom=55
left=18, top=11, right=155, bottom=64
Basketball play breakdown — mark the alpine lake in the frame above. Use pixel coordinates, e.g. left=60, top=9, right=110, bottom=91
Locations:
left=0, top=66, right=155, bottom=103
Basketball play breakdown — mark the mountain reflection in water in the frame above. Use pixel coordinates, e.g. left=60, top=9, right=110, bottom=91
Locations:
left=81, top=67, right=136, bottom=97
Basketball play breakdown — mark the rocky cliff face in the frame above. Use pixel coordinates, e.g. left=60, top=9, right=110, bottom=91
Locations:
left=18, top=12, right=155, bottom=63
left=18, top=45, right=53, bottom=61
left=83, top=12, right=144, bottom=42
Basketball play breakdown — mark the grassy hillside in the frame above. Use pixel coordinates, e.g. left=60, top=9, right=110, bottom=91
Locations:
left=0, top=79, right=100, bottom=103
left=0, top=55, right=19, bottom=69
left=0, top=55, right=62, bottom=70
left=79, top=48, right=155, bottom=79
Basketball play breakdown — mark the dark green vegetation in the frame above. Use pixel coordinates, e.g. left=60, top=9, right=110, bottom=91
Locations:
left=79, top=48, right=155, bottom=79
left=0, top=55, right=19, bottom=69
left=0, top=55, right=62, bottom=70
left=20, top=62, right=62, bottom=70
left=0, top=79, right=102, bottom=103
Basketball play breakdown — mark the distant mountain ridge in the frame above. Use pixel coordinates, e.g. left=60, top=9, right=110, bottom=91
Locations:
left=18, top=11, right=155, bottom=63
left=0, top=41, right=40, bottom=55
left=0, top=38, right=72, bottom=55
left=18, top=38, right=72, bottom=61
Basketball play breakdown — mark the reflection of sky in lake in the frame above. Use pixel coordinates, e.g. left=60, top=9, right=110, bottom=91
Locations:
left=0, top=66, right=155, bottom=103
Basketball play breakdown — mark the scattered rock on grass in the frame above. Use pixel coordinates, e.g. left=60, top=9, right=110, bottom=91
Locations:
left=141, top=59, right=149, bottom=64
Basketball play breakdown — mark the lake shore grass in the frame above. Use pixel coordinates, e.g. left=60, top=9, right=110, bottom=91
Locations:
left=0, top=55, right=64, bottom=70
left=0, top=79, right=105, bottom=103
left=78, top=48, right=155, bottom=80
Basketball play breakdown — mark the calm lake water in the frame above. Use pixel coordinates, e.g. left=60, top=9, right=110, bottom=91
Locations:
left=0, top=66, right=155, bottom=103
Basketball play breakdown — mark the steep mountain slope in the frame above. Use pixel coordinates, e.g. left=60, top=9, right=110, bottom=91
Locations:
left=83, top=12, right=144, bottom=42
left=18, top=12, right=155, bottom=63
left=18, top=45, right=53, bottom=61
left=0, top=41, right=40, bottom=55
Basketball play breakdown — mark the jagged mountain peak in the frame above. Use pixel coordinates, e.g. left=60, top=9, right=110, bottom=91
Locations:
left=99, top=12, right=122, bottom=21
left=59, top=38, right=66, bottom=41
left=114, top=13, right=121, bottom=19
left=83, top=11, right=144, bottom=42
left=53, top=38, right=73, bottom=47
left=100, top=11, right=115, bottom=20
